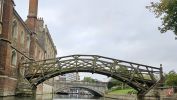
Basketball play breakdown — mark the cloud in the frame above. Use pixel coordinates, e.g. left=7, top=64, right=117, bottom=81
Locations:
left=14, top=0, right=177, bottom=81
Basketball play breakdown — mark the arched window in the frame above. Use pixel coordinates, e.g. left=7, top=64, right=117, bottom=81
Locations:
left=12, top=20, right=18, bottom=39
left=0, top=24, right=2, bottom=34
left=20, top=56, right=25, bottom=75
left=20, top=31, right=24, bottom=44
left=0, top=0, right=4, bottom=22
left=11, top=50, right=17, bottom=66
left=34, top=46, right=37, bottom=57
left=26, top=35, right=30, bottom=50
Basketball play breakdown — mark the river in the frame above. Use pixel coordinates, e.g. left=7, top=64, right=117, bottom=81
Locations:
left=0, top=94, right=111, bottom=100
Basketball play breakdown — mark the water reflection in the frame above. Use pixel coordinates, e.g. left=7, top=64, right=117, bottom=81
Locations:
left=54, top=94, right=101, bottom=100
left=0, top=94, right=110, bottom=100
left=0, top=94, right=52, bottom=100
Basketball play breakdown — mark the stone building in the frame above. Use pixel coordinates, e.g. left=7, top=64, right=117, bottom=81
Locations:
left=62, top=73, right=80, bottom=81
left=26, top=0, right=57, bottom=94
left=36, top=18, right=57, bottom=94
left=36, top=18, right=57, bottom=60
left=0, top=0, right=57, bottom=96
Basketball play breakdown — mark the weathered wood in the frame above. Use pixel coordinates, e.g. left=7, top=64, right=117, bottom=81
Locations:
left=21, top=54, right=163, bottom=96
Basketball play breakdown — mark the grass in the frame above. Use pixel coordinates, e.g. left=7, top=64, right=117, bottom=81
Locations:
left=108, top=88, right=137, bottom=95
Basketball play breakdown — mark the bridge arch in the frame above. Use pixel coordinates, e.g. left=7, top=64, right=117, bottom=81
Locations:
left=55, top=86, right=104, bottom=96
left=54, top=80, right=107, bottom=97
left=22, top=55, right=163, bottom=95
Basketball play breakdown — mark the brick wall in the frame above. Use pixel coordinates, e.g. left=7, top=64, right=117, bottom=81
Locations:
left=0, top=0, right=32, bottom=96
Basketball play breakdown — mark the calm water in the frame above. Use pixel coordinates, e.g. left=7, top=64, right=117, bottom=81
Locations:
left=0, top=94, right=112, bottom=100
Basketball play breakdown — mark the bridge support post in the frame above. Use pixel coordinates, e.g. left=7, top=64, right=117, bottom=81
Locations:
left=15, top=65, right=36, bottom=96
left=137, top=94, right=144, bottom=100
left=15, top=76, right=37, bottom=96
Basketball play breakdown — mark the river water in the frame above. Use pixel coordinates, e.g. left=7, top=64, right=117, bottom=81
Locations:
left=0, top=94, right=111, bottom=100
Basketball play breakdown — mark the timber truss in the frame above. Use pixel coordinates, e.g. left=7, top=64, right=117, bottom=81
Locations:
left=21, top=55, right=163, bottom=95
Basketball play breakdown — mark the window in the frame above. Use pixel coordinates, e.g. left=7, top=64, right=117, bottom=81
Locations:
left=11, top=50, right=17, bottom=66
left=0, top=0, right=4, bottom=22
left=12, top=20, right=18, bottom=39
left=0, top=0, right=3, bottom=35
left=20, top=56, right=25, bottom=75
left=0, top=24, right=2, bottom=34
left=20, top=31, right=24, bottom=44
left=26, top=35, right=30, bottom=50
left=34, top=46, right=37, bottom=57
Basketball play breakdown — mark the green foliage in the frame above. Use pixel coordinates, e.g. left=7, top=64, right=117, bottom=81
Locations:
left=147, top=0, right=177, bottom=35
left=82, top=77, right=96, bottom=83
left=108, top=66, right=130, bottom=89
left=108, top=78, right=119, bottom=89
left=117, top=65, right=129, bottom=74
left=165, top=70, right=177, bottom=86
left=109, top=88, right=137, bottom=95
left=107, top=78, right=124, bottom=89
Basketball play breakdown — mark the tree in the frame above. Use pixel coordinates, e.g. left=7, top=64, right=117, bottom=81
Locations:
left=165, top=70, right=177, bottom=86
left=107, top=65, right=130, bottom=89
left=107, top=78, right=123, bottom=89
left=146, top=0, right=177, bottom=35
left=82, top=77, right=96, bottom=83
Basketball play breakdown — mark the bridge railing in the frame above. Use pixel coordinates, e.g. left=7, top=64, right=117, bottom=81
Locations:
left=22, top=55, right=162, bottom=82
left=21, top=54, right=163, bottom=94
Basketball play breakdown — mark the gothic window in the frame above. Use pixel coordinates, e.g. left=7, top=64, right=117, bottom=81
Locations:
left=11, top=50, right=17, bottom=66
left=20, top=56, right=25, bottom=75
left=35, top=46, right=37, bottom=57
left=0, top=0, right=4, bottom=35
left=26, top=35, right=30, bottom=50
left=0, top=24, right=2, bottom=34
left=20, top=31, right=24, bottom=44
left=0, top=0, right=4, bottom=22
left=12, top=20, right=18, bottom=39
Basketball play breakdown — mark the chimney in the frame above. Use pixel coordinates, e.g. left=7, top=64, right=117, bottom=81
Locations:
left=28, top=0, right=38, bottom=18
left=26, top=0, right=38, bottom=33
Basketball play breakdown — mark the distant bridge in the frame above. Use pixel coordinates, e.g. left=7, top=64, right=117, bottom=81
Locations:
left=18, top=54, right=163, bottom=99
left=54, top=80, right=108, bottom=96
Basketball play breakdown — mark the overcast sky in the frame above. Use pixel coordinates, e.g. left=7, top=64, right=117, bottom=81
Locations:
left=14, top=0, right=177, bottom=81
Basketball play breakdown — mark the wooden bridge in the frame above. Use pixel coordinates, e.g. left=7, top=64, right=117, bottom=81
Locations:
left=18, top=54, right=163, bottom=99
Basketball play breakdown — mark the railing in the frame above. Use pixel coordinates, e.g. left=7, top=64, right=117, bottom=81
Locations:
left=23, top=55, right=162, bottom=81
left=21, top=54, right=163, bottom=95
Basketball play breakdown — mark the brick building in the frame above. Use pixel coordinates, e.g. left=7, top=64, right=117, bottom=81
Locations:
left=0, top=0, right=57, bottom=96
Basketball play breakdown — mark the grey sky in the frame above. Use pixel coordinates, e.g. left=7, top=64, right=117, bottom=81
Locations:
left=14, top=0, right=177, bottom=81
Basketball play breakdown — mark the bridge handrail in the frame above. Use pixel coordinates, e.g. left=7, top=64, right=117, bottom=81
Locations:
left=21, top=54, right=163, bottom=96
left=22, top=54, right=161, bottom=70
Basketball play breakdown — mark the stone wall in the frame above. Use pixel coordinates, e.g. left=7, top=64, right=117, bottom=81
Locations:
left=0, top=0, right=42, bottom=96
left=158, top=87, right=177, bottom=100
left=0, top=77, right=17, bottom=96
left=36, top=84, right=43, bottom=95
left=0, top=0, right=57, bottom=96
left=43, top=84, right=53, bottom=94
left=144, top=87, right=177, bottom=100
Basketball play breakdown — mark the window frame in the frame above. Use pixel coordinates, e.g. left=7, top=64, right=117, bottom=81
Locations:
left=12, top=20, right=18, bottom=39
left=20, top=31, right=24, bottom=45
left=11, top=50, right=17, bottom=66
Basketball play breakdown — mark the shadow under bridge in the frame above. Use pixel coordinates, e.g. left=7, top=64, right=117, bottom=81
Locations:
left=54, top=80, right=108, bottom=96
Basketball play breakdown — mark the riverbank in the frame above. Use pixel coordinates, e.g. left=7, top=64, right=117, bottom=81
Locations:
left=105, top=89, right=137, bottom=100
left=105, top=94, right=136, bottom=100
left=108, top=88, right=136, bottom=94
